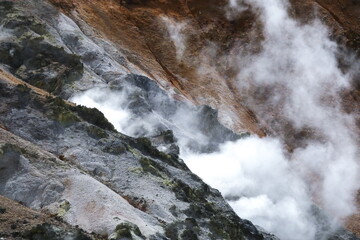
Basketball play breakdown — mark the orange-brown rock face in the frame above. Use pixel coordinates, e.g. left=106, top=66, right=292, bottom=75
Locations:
left=47, top=0, right=266, bottom=136
left=46, top=0, right=360, bottom=235
left=47, top=0, right=360, bottom=140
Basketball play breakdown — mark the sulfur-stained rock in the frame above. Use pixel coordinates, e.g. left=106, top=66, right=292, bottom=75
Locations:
left=0, top=1, right=83, bottom=95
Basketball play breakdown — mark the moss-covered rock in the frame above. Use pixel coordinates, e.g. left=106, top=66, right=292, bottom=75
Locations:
left=165, top=218, right=200, bottom=240
left=70, top=105, right=115, bottom=131
left=0, top=3, right=83, bottom=95
left=169, top=203, right=247, bottom=240
left=52, top=108, right=80, bottom=126
left=23, top=223, right=92, bottom=240
left=171, top=180, right=210, bottom=203
left=45, top=97, right=81, bottom=126
left=139, top=157, right=167, bottom=178
left=43, top=96, right=115, bottom=130
left=129, top=137, right=187, bottom=171
left=183, top=202, right=217, bottom=219
left=164, top=222, right=180, bottom=240
left=180, top=229, right=199, bottom=240
left=86, top=125, right=109, bottom=140
left=13, top=38, right=83, bottom=95
left=109, top=222, right=144, bottom=240
left=101, top=140, right=126, bottom=155
left=208, top=215, right=245, bottom=240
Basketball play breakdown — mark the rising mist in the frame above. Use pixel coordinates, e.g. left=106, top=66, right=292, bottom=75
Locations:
left=69, top=1, right=360, bottom=239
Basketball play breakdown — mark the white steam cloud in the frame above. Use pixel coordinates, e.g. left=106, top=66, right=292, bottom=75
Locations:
left=70, top=87, right=166, bottom=138
left=69, top=1, right=360, bottom=239
left=160, top=16, right=188, bottom=60
left=70, top=86, right=210, bottom=151
left=225, top=0, right=248, bottom=20
left=70, top=88, right=130, bottom=133
left=183, top=137, right=317, bottom=240
left=236, top=0, right=359, bottom=219
left=184, top=0, right=359, bottom=239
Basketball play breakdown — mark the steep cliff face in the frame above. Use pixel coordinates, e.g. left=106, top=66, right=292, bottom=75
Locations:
left=0, top=0, right=360, bottom=239
left=46, top=0, right=360, bottom=138
left=45, top=0, right=265, bottom=136
left=0, top=60, right=276, bottom=239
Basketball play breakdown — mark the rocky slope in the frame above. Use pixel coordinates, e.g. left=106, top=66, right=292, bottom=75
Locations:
left=0, top=1, right=281, bottom=239
left=0, top=195, right=99, bottom=240
left=0, top=64, right=277, bottom=239
left=0, top=0, right=360, bottom=239
left=46, top=0, right=360, bottom=137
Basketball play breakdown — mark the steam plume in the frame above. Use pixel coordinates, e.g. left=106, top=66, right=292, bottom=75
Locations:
left=184, top=0, right=360, bottom=239
left=160, top=16, right=188, bottom=60
left=69, top=1, right=360, bottom=239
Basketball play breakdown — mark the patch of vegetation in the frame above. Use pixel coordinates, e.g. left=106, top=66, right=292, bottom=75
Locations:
left=44, top=96, right=79, bottom=126
left=129, top=137, right=188, bottom=171
left=101, top=140, right=126, bottom=155
left=183, top=202, right=217, bottom=219
left=179, top=202, right=245, bottom=240
left=23, top=223, right=91, bottom=240
left=127, top=146, right=142, bottom=158
left=171, top=180, right=210, bottom=203
left=53, top=108, right=80, bottom=126
left=165, top=218, right=200, bottom=240
left=0, top=2, right=84, bottom=95
left=43, top=96, right=114, bottom=131
left=181, top=229, right=199, bottom=240
left=110, top=222, right=144, bottom=240
left=139, top=157, right=168, bottom=178
left=71, top=105, right=115, bottom=131
left=208, top=215, right=244, bottom=240
left=165, top=222, right=180, bottom=240
left=86, top=125, right=109, bottom=139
